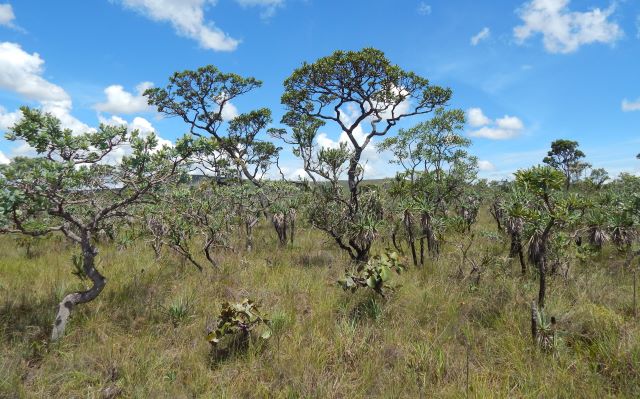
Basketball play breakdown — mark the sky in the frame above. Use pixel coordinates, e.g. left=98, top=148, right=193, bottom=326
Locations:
left=0, top=0, right=639, bottom=180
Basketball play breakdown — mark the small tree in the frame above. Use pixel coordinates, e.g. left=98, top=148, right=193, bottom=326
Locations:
left=0, top=107, right=185, bottom=340
left=145, top=66, right=280, bottom=186
left=145, top=181, right=234, bottom=270
left=515, top=165, right=579, bottom=308
left=542, top=139, right=586, bottom=190
left=587, top=167, right=609, bottom=190
left=378, top=108, right=477, bottom=266
left=277, top=48, right=451, bottom=262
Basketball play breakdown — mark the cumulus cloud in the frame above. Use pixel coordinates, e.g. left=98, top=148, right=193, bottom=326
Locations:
left=99, top=114, right=171, bottom=145
left=0, top=42, right=89, bottom=133
left=471, top=27, right=490, bottom=45
left=417, top=2, right=431, bottom=15
left=0, top=42, right=70, bottom=105
left=0, top=150, right=9, bottom=164
left=622, top=98, right=640, bottom=112
left=467, top=108, right=491, bottom=127
left=466, top=108, right=525, bottom=140
left=308, top=104, right=396, bottom=179
left=94, top=82, right=153, bottom=114
left=115, top=0, right=239, bottom=52
left=514, top=0, right=622, bottom=54
left=98, top=114, right=173, bottom=163
left=0, top=3, right=15, bottom=27
left=221, top=101, right=239, bottom=121
left=0, top=106, right=21, bottom=132
left=477, top=160, right=496, bottom=171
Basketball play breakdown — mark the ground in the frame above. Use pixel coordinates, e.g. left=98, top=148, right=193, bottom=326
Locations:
left=1, top=209, right=639, bottom=398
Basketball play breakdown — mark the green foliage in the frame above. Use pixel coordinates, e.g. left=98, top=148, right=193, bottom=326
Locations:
left=161, top=295, right=195, bottom=327
left=379, top=107, right=478, bottom=264
left=70, top=253, right=87, bottom=282
left=339, top=251, right=406, bottom=297
left=542, top=139, right=586, bottom=189
left=206, top=299, right=272, bottom=347
left=147, top=65, right=279, bottom=185
left=279, top=47, right=451, bottom=262
left=533, top=308, right=561, bottom=353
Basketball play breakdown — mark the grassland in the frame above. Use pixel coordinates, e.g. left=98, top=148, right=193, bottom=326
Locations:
left=1, top=209, right=639, bottom=398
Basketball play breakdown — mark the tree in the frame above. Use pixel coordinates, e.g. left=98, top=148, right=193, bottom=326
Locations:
left=542, top=139, right=586, bottom=190
left=277, top=48, right=451, bottom=262
left=144, top=181, right=234, bottom=270
left=378, top=108, right=478, bottom=266
left=587, top=167, right=609, bottom=190
left=515, top=165, right=580, bottom=308
left=145, top=66, right=280, bottom=186
left=0, top=107, right=186, bottom=340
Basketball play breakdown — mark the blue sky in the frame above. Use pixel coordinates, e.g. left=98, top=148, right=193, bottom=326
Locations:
left=0, top=0, right=639, bottom=179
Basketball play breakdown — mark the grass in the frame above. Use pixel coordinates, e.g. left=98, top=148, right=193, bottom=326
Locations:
left=1, top=209, right=639, bottom=398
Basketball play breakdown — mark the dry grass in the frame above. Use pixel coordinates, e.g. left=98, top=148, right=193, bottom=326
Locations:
left=1, top=212, right=639, bottom=398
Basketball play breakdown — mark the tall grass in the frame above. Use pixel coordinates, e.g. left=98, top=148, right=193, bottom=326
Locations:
left=1, top=213, right=639, bottom=398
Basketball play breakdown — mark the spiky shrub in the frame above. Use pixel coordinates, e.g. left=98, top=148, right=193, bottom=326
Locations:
left=531, top=302, right=561, bottom=353
left=206, top=299, right=272, bottom=349
left=162, top=296, right=195, bottom=327
left=338, top=251, right=406, bottom=297
left=516, top=165, right=579, bottom=308
left=378, top=108, right=478, bottom=265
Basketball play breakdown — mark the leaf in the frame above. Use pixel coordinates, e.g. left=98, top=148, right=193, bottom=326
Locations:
left=379, top=265, right=391, bottom=282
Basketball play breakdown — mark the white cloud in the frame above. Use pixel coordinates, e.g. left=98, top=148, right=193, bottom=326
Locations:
left=466, top=108, right=525, bottom=140
left=310, top=105, right=396, bottom=179
left=221, top=101, right=239, bottom=121
left=496, top=115, right=524, bottom=131
left=98, top=114, right=173, bottom=163
left=116, top=0, right=239, bottom=52
left=0, top=42, right=89, bottom=133
left=94, top=82, right=153, bottom=114
left=99, top=114, right=171, bottom=146
left=0, top=3, right=14, bottom=27
left=467, top=108, right=491, bottom=127
left=478, top=160, right=495, bottom=171
left=0, top=106, right=21, bottom=131
left=417, top=2, right=431, bottom=15
left=622, top=98, right=640, bottom=112
left=287, top=167, right=308, bottom=180
left=471, top=27, right=490, bottom=45
left=0, top=42, right=70, bottom=105
left=514, top=0, right=622, bottom=54
left=0, top=150, right=9, bottom=164
left=235, top=0, right=284, bottom=18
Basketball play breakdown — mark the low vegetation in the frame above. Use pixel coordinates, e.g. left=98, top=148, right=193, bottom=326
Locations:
left=0, top=48, right=639, bottom=397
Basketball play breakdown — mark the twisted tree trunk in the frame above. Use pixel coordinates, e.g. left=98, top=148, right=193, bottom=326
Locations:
left=51, top=233, right=106, bottom=341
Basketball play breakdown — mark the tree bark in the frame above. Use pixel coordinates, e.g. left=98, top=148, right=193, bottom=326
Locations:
left=538, top=257, right=546, bottom=309
left=51, top=235, right=106, bottom=341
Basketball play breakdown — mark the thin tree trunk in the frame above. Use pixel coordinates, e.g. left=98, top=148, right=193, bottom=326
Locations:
left=391, top=228, right=403, bottom=253
left=518, top=241, right=526, bottom=275
left=538, top=257, right=546, bottom=308
left=409, top=239, right=418, bottom=268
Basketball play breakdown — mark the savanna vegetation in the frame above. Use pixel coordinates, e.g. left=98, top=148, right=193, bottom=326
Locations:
left=1, top=48, right=639, bottom=398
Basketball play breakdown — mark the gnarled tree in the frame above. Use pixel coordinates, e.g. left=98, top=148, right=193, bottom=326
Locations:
left=0, top=107, right=185, bottom=340
left=277, top=48, right=451, bottom=262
